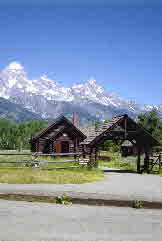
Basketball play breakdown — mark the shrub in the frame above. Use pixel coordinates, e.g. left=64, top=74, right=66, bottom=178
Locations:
left=132, top=200, right=144, bottom=209
left=55, top=193, right=72, bottom=205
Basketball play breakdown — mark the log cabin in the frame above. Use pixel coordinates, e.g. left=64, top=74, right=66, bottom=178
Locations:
left=30, top=114, right=86, bottom=153
left=30, top=114, right=160, bottom=173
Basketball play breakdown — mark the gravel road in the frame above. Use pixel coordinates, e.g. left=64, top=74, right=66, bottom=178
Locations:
left=0, top=173, right=162, bottom=202
left=0, top=200, right=162, bottom=241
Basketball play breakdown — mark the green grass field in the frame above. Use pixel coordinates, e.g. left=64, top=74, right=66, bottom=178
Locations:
left=0, top=152, right=104, bottom=184
left=0, top=153, right=78, bottom=168
left=0, top=168, right=104, bottom=184
left=98, top=151, right=161, bottom=174
left=98, top=151, right=141, bottom=171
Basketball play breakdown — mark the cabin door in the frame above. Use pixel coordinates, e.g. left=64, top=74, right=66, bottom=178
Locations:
left=61, top=141, right=69, bottom=153
left=56, top=143, right=61, bottom=153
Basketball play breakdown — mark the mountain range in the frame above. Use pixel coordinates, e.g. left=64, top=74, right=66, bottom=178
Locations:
left=0, top=62, right=161, bottom=124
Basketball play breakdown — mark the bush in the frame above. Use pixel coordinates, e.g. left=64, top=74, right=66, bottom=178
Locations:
left=152, top=146, right=162, bottom=153
left=55, top=193, right=72, bottom=205
left=132, top=200, right=144, bottom=209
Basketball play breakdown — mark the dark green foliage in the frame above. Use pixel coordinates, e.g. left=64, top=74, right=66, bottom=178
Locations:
left=104, top=120, right=109, bottom=124
left=99, top=119, right=120, bottom=153
left=101, top=140, right=120, bottom=153
left=132, top=200, right=144, bottom=209
left=55, top=193, right=72, bottom=205
left=0, top=118, right=48, bottom=151
left=138, top=109, right=162, bottom=141
left=153, top=145, right=162, bottom=153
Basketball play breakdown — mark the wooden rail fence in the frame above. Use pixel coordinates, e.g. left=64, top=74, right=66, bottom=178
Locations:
left=0, top=152, right=84, bottom=169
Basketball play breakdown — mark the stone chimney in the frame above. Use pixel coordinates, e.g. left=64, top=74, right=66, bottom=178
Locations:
left=73, top=112, right=78, bottom=127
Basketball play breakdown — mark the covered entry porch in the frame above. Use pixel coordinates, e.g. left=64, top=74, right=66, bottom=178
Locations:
left=81, top=115, right=160, bottom=173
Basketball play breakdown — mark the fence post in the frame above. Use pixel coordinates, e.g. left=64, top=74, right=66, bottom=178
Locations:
left=137, top=148, right=141, bottom=174
left=159, top=153, right=162, bottom=173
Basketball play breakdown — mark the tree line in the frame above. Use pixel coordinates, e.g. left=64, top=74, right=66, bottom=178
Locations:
left=137, top=109, right=162, bottom=152
left=0, top=119, right=48, bottom=151
left=138, top=109, right=162, bottom=141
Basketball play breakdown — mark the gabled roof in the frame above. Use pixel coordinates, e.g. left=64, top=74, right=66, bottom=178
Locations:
left=80, top=115, right=124, bottom=145
left=32, top=115, right=86, bottom=140
left=81, top=114, right=160, bottom=147
left=32, top=114, right=160, bottom=148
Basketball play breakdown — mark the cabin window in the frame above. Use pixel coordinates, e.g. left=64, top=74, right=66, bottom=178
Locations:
left=49, top=143, right=54, bottom=153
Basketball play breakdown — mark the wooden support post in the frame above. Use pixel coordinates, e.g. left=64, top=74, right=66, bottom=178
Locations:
left=144, top=152, right=150, bottom=173
left=159, top=153, right=162, bottom=173
left=89, top=148, right=93, bottom=169
left=74, top=138, right=77, bottom=162
left=137, top=148, right=141, bottom=174
left=124, top=117, right=127, bottom=139
left=36, top=141, right=39, bottom=152
left=94, top=148, right=98, bottom=168
left=75, top=138, right=78, bottom=152
left=82, top=145, right=86, bottom=159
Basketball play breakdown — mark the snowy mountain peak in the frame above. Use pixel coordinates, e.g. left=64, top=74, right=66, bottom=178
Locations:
left=86, top=78, right=96, bottom=85
left=0, top=62, right=159, bottom=120
left=6, top=62, right=24, bottom=71
left=40, top=74, right=52, bottom=82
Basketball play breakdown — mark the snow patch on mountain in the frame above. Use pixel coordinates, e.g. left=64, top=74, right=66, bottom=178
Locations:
left=7, top=62, right=24, bottom=71
left=0, top=61, right=160, bottom=120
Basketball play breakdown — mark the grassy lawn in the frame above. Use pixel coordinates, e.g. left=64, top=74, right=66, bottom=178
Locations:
left=98, top=152, right=141, bottom=171
left=0, top=154, right=33, bottom=168
left=99, top=151, right=162, bottom=174
left=0, top=153, right=104, bottom=184
left=0, top=151, right=139, bottom=172
left=0, top=153, right=78, bottom=168
left=158, top=170, right=162, bottom=177
left=37, top=155, right=78, bottom=168
left=0, top=168, right=104, bottom=184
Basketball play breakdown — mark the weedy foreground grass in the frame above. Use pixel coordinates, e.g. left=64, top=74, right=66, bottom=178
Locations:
left=99, top=151, right=139, bottom=171
left=0, top=168, right=104, bottom=184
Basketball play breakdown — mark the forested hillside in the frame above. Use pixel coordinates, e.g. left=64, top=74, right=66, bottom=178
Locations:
left=0, top=119, right=48, bottom=151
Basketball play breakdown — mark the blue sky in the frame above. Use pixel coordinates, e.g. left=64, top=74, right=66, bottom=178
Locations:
left=0, top=1, right=162, bottom=105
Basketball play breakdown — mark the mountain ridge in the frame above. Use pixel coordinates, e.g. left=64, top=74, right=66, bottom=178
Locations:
left=0, top=97, right=43, bottom=122
left=0, top=62, right=161, bottom=123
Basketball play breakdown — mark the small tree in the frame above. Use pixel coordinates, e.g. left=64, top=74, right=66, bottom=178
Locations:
left=102, top=140, right=120, bottom=153
left=138, top=109, right=161, bottom=140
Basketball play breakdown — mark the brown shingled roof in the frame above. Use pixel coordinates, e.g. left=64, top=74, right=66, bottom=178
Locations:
left=80, top=115, right=125, bottom=145
left=80, top=114, right=160, bottom=147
